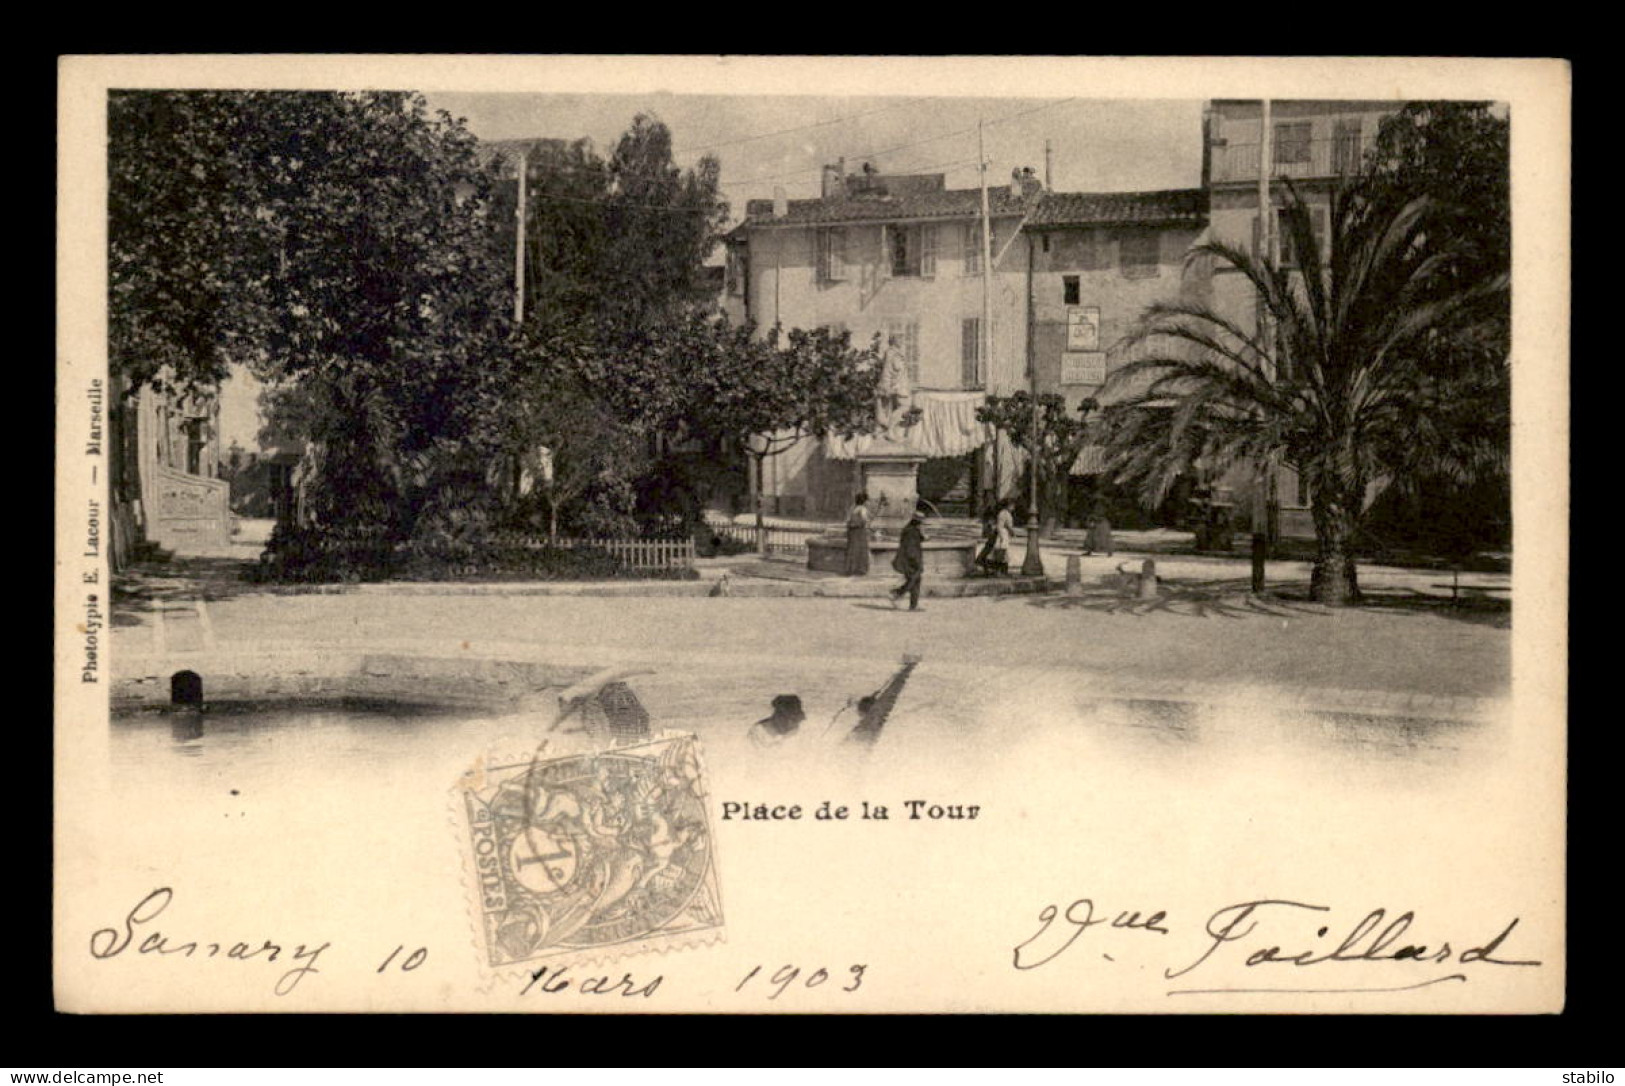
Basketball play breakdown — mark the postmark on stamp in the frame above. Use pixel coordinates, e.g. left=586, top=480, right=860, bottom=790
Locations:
left=457, top=732, right=723, bottom=970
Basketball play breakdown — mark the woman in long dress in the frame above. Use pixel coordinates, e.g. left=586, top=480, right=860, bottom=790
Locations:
left=845, top=491, right=872, bottom=576
left=993, top=498, right=1015, bottom=575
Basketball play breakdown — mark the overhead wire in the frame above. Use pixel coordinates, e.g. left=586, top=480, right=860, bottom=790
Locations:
left=670, top=101, right=911, bottom=156
left=497, top=97, right=1077, bottom=217
left=715, top=96, right=1077, bottom=188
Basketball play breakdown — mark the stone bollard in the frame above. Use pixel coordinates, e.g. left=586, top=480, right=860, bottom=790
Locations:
left=1137, top=558, right=1159, bottom=600
left=1065, top=554, right=1083, bottom=596
left=171, top=669, right=204, bottom=707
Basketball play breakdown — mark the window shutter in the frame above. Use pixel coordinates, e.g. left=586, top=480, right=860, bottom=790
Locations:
left=920, top=224, right=937, bottom=277
left=962, top=318, right=979, bottom=387
left=879, top=224, right=892, bottom=279
left=964, top=222, right=981, bottom=276
left=829, top=228, right=847, bottom=281
left=814, top=229, right=827, bottom=282
left=1251, top=215, right=1262, bottom=260
left=1312, top=207, right=1328, bottom=263
left=1275, top=209, right=1294, bottom=266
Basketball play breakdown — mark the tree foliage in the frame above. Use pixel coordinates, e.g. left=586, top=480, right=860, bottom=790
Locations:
left=1102, top=185, right=1508, bottom=604
left=504, top=313, right=884, bottom=541
left=1352, top=101, right=1512, bottom=525
left=111, top=91, right=510, bottom=396
left=500, top=114, right=729, bottom=329
left=110, top=92, right=280, bottom=397
left=976, top=392, right=1098, bottom=530
left=113, top=90, right=516, bottom=536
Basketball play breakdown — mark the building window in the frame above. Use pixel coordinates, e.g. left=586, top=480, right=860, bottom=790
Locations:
left=885, top=223, right=936, bottom=278
left=1063, top=275, right=1080, bottom=306
left=886, top=318, right=920, bottom=384
left=1273, top=121, right=1313, bottom=166
left=816, top=227, right=848, bottom=282
left=962, top=222, right=983, bottom=276
left=1119, top=231, right=1160, bottom=279
left=184, top=418, right=208, bottom=476
left=726, top=245, right=747, bottom=296
left=1077, top=230, right=1110, bottom=272
left=1259, top=206, right=1329, bottom=267
left=961, top=317, right=984, bottom=388
left=1331, top=120, right=1363, bottom=175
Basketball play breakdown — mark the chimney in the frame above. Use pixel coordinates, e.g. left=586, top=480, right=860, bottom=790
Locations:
left=1020, top=166, right=1043, bottom=198
left=821, top=161, right=845, bottom=199
left=773, top=186, right=788, bottom=218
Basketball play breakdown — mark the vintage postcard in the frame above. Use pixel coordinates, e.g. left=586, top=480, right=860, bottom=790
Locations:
left=55, top=55, right=1569, bottom=1013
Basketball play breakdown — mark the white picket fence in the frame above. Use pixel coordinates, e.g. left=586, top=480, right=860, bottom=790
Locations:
left=702, top=514, right=825, bottom=557
left=548, top=536, right=695, bottom=571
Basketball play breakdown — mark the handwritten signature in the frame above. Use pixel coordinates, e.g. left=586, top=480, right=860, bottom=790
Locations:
left=1013, top=897, right=1541, bottom=996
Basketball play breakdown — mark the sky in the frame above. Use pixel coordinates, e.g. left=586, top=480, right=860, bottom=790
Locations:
left=222, top=95, right=1207, bottom=451
left=423, top=93, right=1206, bottom=211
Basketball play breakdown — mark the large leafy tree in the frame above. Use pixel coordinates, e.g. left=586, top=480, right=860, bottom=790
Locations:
left=603, top=115, right=729, bottom=323
left=112, top=90, right=514, bottom=534
left=977, top=392, right=1098, bottom=533
left=1101, top=184, right=1508, bottom=604
left=501, top=114, right=729, bottom=329
left=110, top=91, right=281, bottom=398
left=1352, top=102, right=1511, bottom=547
left=661, top=318, right=884, bottom=551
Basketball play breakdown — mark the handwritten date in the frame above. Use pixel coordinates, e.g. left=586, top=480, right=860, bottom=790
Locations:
left=736, top=963, right=866, bottom=999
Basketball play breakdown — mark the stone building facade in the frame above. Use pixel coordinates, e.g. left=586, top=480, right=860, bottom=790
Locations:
left=725, top=161, right=1211, bottom=522
left=1203, top=99, right=1401, bottom=538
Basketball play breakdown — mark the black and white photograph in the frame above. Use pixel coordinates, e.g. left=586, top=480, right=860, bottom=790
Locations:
left=54, top=55, right=1568, bottom=1014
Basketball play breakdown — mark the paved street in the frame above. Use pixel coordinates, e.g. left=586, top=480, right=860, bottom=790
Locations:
left=114, top=527, right=1511, bottom=717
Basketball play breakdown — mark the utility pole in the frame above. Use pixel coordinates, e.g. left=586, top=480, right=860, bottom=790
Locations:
left=1044, top=139, right=1053, bottom=189
left=1251, top=102, right=1272, bottom=594
left=978, top=121, right=996, bottom=510
left=513, top=145, right=529, bottom=325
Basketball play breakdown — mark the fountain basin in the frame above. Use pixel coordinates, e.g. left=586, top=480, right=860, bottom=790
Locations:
left=806, top=534, right=977, bottom=577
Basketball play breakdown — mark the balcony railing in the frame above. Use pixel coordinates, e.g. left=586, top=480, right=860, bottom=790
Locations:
left=1209, top=136, right=1366, bottom=186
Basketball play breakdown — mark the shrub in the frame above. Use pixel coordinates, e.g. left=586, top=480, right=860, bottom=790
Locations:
left=257, top=520, right=699, bottom=584
left=254, top=522, right=399, bottom=583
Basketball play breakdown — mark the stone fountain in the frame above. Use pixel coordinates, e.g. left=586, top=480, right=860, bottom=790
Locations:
left=805, top=348, right=979, bottom=577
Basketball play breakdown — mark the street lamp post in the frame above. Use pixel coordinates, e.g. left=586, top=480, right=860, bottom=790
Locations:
left=1021, top=235, right=1044, bottom=576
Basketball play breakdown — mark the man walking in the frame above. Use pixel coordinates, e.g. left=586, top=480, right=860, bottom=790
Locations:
left=890, top=511, right=926, bottom=611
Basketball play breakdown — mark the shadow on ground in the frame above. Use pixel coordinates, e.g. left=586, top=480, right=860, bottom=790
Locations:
left=113, top=555, right=262, bottom=625
left=1000, top=575, right=1510, bottom=627
left=1321, top=588, right=1512, bottom=630
left=1001, top=577, right=1329, bottom=620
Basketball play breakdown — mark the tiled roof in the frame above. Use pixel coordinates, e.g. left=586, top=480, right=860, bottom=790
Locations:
left=1028, top=188, right=1208, bottom=229
left=741, top=186, right=1036, bottom=227
left=737, top=185, right=1208, bottom=231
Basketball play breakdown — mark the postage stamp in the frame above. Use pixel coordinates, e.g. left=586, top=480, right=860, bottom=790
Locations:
left=456, top=732, right=723, bottom=971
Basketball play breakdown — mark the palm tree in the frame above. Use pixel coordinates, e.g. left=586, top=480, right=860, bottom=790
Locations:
left=1100, top=185, right=1508, bottom=604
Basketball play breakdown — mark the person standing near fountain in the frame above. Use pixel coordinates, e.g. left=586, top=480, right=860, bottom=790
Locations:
left=890, top=510, right=926, bottom=610
left=845, top=491, right=872, bottom=576
left=993, top=498, right=1016, bottom=576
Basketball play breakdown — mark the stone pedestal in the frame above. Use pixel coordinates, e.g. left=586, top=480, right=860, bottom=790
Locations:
left=807, top=535, right=977, bottom=578
left=859, top=454, right=925, bottom=535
